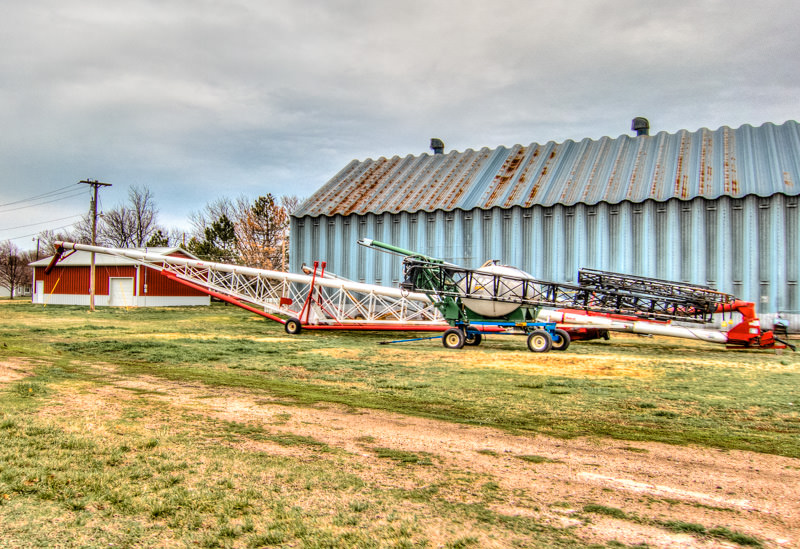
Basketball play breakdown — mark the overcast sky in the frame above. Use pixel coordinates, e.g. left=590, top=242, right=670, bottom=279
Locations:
left=2, top=0, right=798, bottom=248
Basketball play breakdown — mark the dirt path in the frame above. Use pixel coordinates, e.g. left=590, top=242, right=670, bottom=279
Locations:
left=0, top=358, right=35, bottom=383
left=99, top=375, right=800, bottom=548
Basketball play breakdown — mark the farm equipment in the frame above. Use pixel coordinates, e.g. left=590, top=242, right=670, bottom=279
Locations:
left=357, top=239, right=567, bottom=351
left=359, top=239, right=793, bottom=352
left=45, top=241, right=792, bottom=352
left=45, top=242, right=444, bottom=332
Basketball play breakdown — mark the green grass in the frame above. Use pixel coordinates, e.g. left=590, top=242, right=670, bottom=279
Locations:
left=0, top=391, right=464, bottom=547
left=582, top=504, right=629, bottom=520
left=2, top=302, right=799, bottom=460
left=15, top=305, right=791, bottom=455
left=661, top=521, right=763, bottom=547
left=0, top=301, right=796, bottom=547
left=582, top=506, right=764, bottom=547
left=372, top=447, right=434, bottom=465
left=517, top=454, right=562, bottom=464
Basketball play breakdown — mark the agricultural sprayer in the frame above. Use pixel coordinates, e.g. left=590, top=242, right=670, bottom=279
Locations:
left=358, top=239, right=794, bottom=352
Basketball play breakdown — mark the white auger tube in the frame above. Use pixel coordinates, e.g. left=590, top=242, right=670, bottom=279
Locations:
left=53, top=242, right=434, bottom=304
left=537, top=309, right=730, bottom=344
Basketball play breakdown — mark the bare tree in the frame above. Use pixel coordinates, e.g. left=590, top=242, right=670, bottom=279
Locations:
left=36, top=185, right=162, bottom=252
left=281, top=195, right=301, bottom=216
left=37, top=227, right=85, bottom=254
left=0, top=241, right=33, bottom=299
left=169, top=227, right=189, bottom=248
left=188, top=197, right=237, bottom=242
left=129, top=185, right=159, bottom=246
left=72, top=212, right=97, bottom=245
left=101, top=207, right=133, bottom=247
left=101, top=185, right=161, bottom=247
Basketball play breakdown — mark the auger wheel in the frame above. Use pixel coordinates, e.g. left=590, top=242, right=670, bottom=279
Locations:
left=284, top=317, right=302, bottom=335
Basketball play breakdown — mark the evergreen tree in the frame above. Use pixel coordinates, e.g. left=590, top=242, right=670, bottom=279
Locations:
left=145, top=230, right=170, bottom=247
left=188, top=214, right=238, bottom=263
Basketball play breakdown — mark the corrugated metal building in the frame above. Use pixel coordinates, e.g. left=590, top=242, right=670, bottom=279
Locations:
left=291, top=120, right=800, bottom=329
left=29, top=247, right=210, bottom=307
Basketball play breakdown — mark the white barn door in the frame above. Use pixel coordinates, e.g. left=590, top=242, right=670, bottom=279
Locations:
left=108, top=277, right=134, bottom=307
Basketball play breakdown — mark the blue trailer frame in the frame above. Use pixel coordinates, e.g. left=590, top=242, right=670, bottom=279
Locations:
left=444, top=320, right=570, bottom=352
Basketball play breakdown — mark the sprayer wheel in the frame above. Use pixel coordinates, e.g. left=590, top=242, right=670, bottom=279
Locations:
left=551, top=328, right=571, bottom=351
left=442, top=328, right=465, bottom=349
left=464, top=332, right=483, bottom=346
left=527, top=330, right=553, bottom=353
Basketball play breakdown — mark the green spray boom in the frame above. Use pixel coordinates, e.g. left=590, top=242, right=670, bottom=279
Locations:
left=356, top=238, right=443, bottom=263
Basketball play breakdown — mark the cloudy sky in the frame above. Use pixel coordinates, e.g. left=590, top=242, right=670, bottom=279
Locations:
left=2, top=0, right=798, bottom=248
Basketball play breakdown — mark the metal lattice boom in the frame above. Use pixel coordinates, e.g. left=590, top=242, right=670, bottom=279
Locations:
left=402, top=259, right=734, bottom=323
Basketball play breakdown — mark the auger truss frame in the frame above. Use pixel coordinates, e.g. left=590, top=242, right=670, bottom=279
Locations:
left=52, top=243, right=442, bottom=328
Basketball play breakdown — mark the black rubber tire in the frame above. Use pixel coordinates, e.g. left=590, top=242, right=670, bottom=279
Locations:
left=442, top=328, right=465, bottom=349
left=284, top=317, right=302, bottom=335
left=527, top=330, right=553, bottom=353
left=551, top=328, right=571, bottom=351
left=464, top=332, right=483, bottom=346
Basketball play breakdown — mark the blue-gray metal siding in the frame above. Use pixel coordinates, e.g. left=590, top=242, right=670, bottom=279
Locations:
left=291, top=193, right=800, bottom=329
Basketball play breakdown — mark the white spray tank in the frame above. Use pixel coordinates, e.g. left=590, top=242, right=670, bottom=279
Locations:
left=458, top=260, right=536, bottom=318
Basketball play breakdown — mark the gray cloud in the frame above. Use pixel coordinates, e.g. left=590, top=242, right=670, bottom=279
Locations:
left=2, top=0, right=799, bottom=245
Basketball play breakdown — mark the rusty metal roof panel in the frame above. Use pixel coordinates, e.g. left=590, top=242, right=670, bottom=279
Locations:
left=294, top=120, right=800, bottom=217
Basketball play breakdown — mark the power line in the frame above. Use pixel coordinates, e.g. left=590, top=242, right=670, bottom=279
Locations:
left=3, top=222, right=82, bottom=243
left=0, top=214, right=83, bottom=232
left=0, top=189, right=88, bottom=213
left=0, top=183, right=81, bottom=208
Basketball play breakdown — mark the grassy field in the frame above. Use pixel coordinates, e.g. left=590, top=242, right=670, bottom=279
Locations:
left=1, top=300, right=798, bottom=547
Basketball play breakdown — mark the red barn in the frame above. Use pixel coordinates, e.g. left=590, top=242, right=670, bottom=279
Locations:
left=29, top=247, right=210, bottom=307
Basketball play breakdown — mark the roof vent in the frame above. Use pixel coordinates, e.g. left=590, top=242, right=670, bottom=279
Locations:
left=430, top=138, right=444, bottom=154
left=632, top=117, right=650, bottom=136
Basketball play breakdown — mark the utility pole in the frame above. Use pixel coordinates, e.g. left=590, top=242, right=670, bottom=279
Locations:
left=79, top=179, right=111, bottom=311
